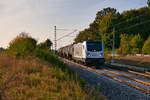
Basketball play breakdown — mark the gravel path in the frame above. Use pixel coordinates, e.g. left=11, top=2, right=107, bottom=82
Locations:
left=63, top=59, right=150, bottom=100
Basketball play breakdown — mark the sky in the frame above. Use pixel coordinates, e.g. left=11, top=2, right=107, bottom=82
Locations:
left=0, top=0, right=148, bottom=49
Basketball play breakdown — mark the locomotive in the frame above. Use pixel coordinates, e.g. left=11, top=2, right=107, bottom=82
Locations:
left=58, top=41, right=105, bottom=65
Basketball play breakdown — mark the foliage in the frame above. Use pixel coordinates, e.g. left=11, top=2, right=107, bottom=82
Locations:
left=99, top=12, right=119, bottom=49
left=130, top=34, right=143, bottom=54
left=0, top=47, right=4, bottom=52
left=74, top=6, right=150, bottom=53
left=74, top=29, right=99, bottom=43
left=118, top=8, right=150, bottom=40
left=34, top=48, right=79, bottom=81
left=34, top=48, right=67, bottom=71
left=119, top=34, right=132, bottom=55
left=148, top=0, right=150, bottom=7
left=142, top=35, right=150, bottom=54
left=95, top=7, right=117, bottom=24
left=74, top=7, right=117, bottom=43
left=38, top=39, right=52, bottom=50
left=8, top=32, right=37, bottom=56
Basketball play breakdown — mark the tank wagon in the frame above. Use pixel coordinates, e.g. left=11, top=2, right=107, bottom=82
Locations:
left=58, top=44, right=73, bottom=59
left=58, top=41, right=105, bottom=65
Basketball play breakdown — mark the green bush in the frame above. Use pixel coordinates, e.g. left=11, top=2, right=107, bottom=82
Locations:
left=142, top=35, right=150, bottom=54
left=37, top=39, right=52, bottom=50
left=8, top=32, right=37, bottom=56
left=34, top=48, right=76, bottom=78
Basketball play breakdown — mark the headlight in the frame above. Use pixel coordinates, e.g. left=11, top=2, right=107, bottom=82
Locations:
left=87, top=53, right=90, bottom=56
left=88, top=54, right=91, bottom=56
left=98, top=53, right=103, bottom=56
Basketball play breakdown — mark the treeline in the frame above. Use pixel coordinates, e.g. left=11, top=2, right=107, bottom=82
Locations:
left=74, top=1, right=150, bottom=55
left=8, top=32, right=52, bottom=56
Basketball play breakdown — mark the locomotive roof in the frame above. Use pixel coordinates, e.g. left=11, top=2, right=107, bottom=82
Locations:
left=58, top=41, right=102, bottom=50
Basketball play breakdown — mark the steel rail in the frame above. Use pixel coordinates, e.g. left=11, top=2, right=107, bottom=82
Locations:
left=102, top=69, right=150, bottom=87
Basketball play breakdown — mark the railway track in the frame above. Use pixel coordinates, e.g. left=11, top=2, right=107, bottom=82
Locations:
left=105, top=63, right=150, bottom=77
left=128, top=70, right=150, bottom=78
left=146, top=72, right=150, bottom=75
left=61, top=57, right=150, bottom=95
left=101, top=69, right=150, bottom=87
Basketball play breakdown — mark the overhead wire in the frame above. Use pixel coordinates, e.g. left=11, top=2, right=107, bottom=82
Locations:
left=57, top=30, right=77, bottom=41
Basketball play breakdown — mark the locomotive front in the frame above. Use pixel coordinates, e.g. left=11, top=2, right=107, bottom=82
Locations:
left=85, top=41, right=105, bottom=65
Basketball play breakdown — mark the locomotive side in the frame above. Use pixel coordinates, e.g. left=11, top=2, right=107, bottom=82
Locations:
left=58, top=41, right=105, bottom=65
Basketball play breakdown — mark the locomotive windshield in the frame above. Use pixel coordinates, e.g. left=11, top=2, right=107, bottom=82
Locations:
left=86, top=41, right=102, bottom=51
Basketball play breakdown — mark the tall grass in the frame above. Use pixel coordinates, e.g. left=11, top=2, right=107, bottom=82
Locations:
left=34, top=48, right=76, bottom=77
left=0, top=33, right=106, bottom=100
left=0, top=52, right=106, bottom=100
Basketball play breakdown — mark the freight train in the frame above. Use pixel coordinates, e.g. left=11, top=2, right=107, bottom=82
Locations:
left=58, top=41, right=105, bottom=65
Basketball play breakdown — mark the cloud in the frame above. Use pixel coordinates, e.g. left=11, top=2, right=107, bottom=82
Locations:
left=0, top=0, right=148, bottom=48
left=0, top=3, right=4, bottom=10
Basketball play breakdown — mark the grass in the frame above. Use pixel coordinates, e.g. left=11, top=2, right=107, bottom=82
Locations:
left=0, top=51, right=106, bottom=100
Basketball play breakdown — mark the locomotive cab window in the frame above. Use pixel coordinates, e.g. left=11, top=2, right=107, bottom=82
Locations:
left=86, top=42, right=102, bottom=51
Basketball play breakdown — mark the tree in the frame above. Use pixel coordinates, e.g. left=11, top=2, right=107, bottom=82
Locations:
left=95, top=7, right=117, bottom=24
left=74, top=7, right=117, bottom=43
left=130, top=34, right=143, bottom=54
left=142, top=35, right=150, bottom=54
left=9, top=32, right=37, bottom=56
left=74, top=29, right=98, bottom=43
left=119, top=34, right=131, bottom=55
left=74, top=6, right=150, bottom=53
left=148, top=0, right=150, bottom=7
left=44, top=39, right=52, bottom=49
left=99, top=12, right=119, bottom=50
left=38, top=39, right=52, bottom=50
left=0, top=47, right=4, bottom=51
left=118, top=8, right=150, bottom=40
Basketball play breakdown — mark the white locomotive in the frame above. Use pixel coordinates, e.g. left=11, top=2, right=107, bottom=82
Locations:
left=58, top=41, right=105, bottom=65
